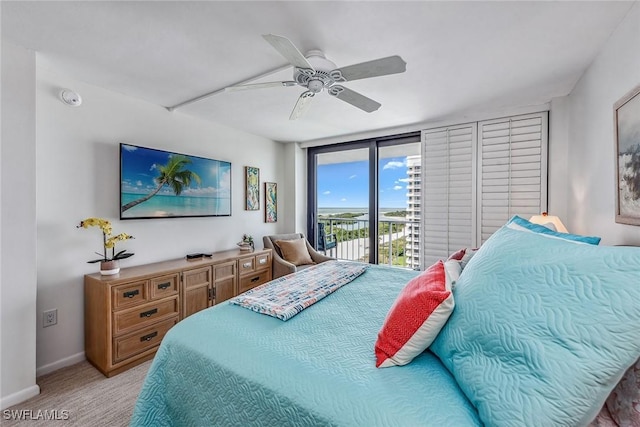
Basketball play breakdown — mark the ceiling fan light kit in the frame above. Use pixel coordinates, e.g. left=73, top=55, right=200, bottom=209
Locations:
left=168, top=34, right=406, bottom=120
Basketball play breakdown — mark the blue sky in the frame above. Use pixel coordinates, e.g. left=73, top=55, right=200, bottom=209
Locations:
left=317, top=157, right=410, bottom=208
left=120, top=144, right=231, bottom=198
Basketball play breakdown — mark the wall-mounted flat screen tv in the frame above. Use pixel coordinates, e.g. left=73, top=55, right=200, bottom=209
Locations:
left=120, top=143, right=231, bottom=219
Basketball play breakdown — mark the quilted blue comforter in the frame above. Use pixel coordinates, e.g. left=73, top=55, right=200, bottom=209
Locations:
left=130, top=264, right=481, bottom=427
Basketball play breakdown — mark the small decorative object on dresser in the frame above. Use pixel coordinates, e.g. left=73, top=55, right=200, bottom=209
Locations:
left=77, top=217, right=134, bottom=275
left=237, top=234, right=254, bottom=252
left=614, top=83, right=640, bottom=225
left=99, top=260, right=120, bottom=275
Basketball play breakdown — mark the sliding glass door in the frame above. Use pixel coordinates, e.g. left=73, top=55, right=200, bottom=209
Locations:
left=308, top=133, right=421, bottom=268
left=315, top=148, right=370, bottom=262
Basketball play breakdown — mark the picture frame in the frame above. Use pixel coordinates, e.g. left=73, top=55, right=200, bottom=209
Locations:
left=614, top=83, right=640, bottom=225
left=245, top=166, right=260, bottom=211
left=265, top=182, right=277, bottom=223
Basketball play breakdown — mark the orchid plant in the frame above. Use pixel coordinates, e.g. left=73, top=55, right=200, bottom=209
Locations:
left=77, top=217, right=134, bottom=263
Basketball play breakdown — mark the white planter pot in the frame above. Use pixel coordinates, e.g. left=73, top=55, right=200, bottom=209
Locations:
left=100, top=260, right=120, bottom=275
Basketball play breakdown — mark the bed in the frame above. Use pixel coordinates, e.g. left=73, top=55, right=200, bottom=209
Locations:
left=130, top=263, right=480, bottom=426
left=131, top=218, right=640, bottom=427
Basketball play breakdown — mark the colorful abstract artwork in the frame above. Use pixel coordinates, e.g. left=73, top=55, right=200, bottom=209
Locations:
left=265, top=182, right=277, bottom=223
left=245, top=166, right=260, bottom=211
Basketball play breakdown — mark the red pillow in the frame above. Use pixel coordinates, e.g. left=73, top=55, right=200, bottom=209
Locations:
left=375, top=260, right=455, bottom=368
left=447, top=248, right=466, bottom=261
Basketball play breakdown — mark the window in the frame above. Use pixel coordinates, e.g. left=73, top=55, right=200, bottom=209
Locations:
left=307, top=133, right=421, bottom=268
left=307, top=111, right=548, bottom=270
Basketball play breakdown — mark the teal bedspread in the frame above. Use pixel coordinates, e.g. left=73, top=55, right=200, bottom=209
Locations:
left=130, top=264, right=481, bottom=427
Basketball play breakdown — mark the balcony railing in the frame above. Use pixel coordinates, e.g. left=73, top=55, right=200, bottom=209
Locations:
left=318, top=217, right=420, bottom=269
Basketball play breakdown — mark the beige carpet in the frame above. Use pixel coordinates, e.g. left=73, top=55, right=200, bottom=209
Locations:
left=2, top=360, right=151, bottom=427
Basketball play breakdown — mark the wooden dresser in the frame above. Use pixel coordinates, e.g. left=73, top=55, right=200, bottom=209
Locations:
left=84, top=248, right=272, bottom=377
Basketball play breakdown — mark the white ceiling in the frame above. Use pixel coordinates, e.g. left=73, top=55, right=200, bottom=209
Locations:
left=2, top=1, right=634, bottom=144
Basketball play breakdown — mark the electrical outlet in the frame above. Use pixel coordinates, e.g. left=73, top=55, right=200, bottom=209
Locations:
left=43, top=309, right=57, bottom=327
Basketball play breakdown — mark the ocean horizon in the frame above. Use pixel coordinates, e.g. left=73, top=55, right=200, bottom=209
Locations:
left=319, top=207, right=404, bottom=212
left=121, top=193, right=230, bottom=217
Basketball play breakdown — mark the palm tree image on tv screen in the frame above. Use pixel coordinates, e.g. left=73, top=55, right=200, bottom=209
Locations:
left=120, top=144, right=231, bottom=219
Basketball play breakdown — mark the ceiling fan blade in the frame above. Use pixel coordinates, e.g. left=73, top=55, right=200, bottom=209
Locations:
left=332, top=55, right=406, bottom=82
left=225, top=81, right=297, bottom=92
left=262, top=34, right=314, bottom=70
left=328, top=85, right=381, bottom=113
left=289, top=91, right=315, bottom=120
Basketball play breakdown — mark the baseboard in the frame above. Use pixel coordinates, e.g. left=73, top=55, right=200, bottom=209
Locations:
left=36, top=351, right=85, bottom=377
left=0, top=385, right=40, bottom=410
left=0, top=352, right=86, bottom=409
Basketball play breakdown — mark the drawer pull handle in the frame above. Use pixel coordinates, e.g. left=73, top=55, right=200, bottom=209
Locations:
left=243, top=262, right=252, bottom=268
left=123, top=290, right=140, bottom=299
left=259, top=259, right=267, bottom=264
left=157, top=282, right=171, bottom=290
left=140, top=331, right=158, bottom=342
left=251, top=277, right=260, bottom=283
left=140, top=308, right=158, bottom=318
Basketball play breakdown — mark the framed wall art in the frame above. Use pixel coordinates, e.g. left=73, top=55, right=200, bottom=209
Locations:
left=265, top=182, right=277, bottom=223
left=245, top=166, right=260, bottom=211
left=614, top=83, right=640, bottom=225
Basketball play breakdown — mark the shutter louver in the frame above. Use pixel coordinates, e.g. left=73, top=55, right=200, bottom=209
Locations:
left=478, top=113, right=548, bottom=243
left=422, top=124, right=476, bottom=267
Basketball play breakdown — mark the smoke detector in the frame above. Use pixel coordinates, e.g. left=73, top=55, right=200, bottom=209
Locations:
left=59, top=89, right=82, bottom=107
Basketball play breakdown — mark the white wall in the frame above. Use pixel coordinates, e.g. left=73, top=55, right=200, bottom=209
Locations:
left=295, top=146, right=308, bottom=233
left=566, top=2, right=640, bottom=245
left=1, top=42, right=40, bottom=409
left=35, top=66, right=287, bottom=374
left=548, top=96, right=570, bottom=223
left=282, top=143, right=307, bottom=234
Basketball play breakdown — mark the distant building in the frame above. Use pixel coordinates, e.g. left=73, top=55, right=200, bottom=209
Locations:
left=405, top=155, right=421, bottom=269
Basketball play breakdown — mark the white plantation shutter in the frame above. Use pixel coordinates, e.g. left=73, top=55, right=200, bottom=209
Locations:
left=422, top=124, right=477, bottom=268
left=478, top=113, right=548, bottom=243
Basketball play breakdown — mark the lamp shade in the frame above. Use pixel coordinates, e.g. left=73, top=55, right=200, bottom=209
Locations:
left=529, top=212, right=568, bottom=233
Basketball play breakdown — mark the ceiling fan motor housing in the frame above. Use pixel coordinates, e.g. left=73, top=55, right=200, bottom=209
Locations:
left=293, top=50, right=344, bottom=92
left=294, top=68, right=343, bottom=91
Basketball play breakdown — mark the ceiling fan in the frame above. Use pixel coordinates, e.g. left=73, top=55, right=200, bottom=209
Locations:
left=225, top=34, right=407, bottom=120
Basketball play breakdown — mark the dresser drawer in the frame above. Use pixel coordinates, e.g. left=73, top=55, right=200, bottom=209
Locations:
left=113, top=297, right=179, bottom=336
left=238, top=270, right=271, bottom=294
left=149, top=274, right=179, bottom=300
left=255, top=253, right=271, bottom=271
left=239, top=256, right=255, bottom=274
left=111, top=280, right=148, bottom=310
left=113, top=317, right=178, bottom=363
